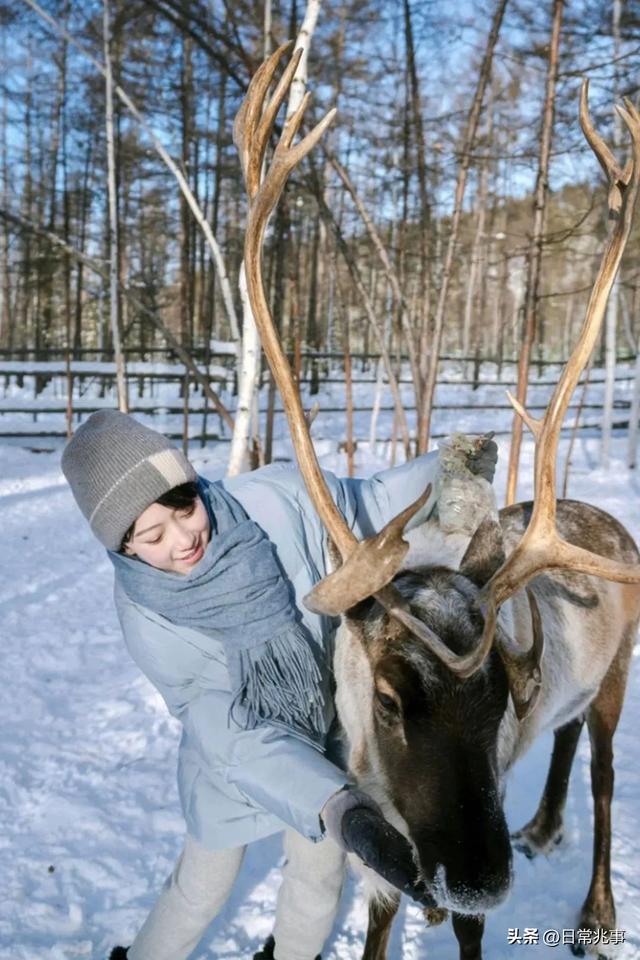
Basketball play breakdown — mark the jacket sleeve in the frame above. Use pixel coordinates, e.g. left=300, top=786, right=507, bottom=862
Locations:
left=338, top=450, right=441, bottom=539
left=115, top=587, right=349, bottom=840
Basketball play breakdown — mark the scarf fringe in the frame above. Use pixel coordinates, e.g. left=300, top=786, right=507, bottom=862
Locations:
left=228, top=623, right=326, bottom=743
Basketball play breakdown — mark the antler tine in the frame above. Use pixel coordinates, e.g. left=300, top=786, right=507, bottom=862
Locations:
left=251, top=100, right=338, bottom=228
left=280, top=90, right=311, bottom=148
left=304, top=485, right=432, bottom=616
left=283, top=101, right=338, bottom=167
left=256, top=46, right=303, bottom=156
left=233, top=41, right=296, bottom=199
left=385, top=601, right=467, bottom=672
left=579, top=79, right=626, bottom=185
left=506, top=391, right=542, bottom=440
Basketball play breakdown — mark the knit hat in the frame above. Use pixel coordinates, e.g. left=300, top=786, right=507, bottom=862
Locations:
left=62, top=410, right=197, bottom=550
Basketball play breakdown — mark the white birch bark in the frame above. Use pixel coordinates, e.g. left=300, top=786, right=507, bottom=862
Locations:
left=227, top=0, right=321, bottom=476
left=263, top=0, right=272, bottom=58
left=287, top=0, right=321, bottom=119
left=103, top=0, right=127, bottom=412
left=227, top=265, right=261, bottom=474
left=601, top=0, right=622, bottom=468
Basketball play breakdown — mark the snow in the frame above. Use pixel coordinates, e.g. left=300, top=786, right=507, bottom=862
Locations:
left=1, top=381, right=639, bottom=960
left=0, top=359, right=635, bottom=445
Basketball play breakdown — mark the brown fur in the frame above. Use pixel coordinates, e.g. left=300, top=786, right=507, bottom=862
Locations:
left=338, top=500, right=640, bottom=960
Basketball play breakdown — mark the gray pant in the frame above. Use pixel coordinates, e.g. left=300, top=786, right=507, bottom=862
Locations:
left=127, top=831, right=346, bottom=960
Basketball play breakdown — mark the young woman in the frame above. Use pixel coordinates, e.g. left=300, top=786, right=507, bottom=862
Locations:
left=62, top=409, right=496, bottom=960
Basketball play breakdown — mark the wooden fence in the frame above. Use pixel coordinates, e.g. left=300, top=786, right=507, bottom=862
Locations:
left=0, top=351, right=635, bottom=444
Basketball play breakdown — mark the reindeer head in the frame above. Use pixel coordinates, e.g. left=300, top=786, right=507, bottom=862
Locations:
left=339, top=522, right=518, bottom=913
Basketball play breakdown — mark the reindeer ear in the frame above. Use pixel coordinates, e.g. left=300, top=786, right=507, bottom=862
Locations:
left=459, top=517, right=506, bottom=588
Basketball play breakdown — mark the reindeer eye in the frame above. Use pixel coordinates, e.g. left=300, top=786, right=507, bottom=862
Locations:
left=375, top=690, right=399, bottom=713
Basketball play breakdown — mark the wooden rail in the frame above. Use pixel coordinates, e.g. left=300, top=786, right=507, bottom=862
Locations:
left=0, top=356, right=634, bottom=446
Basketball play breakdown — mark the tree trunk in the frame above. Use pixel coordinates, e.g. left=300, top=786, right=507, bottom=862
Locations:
left=463, top=79, right=495, bottom=364
left=24, top=0, right=241, bottom=346
left=307, top=215, right=321, bottom=394
left=73, top=135, right=93, bottom=357
left=0, top=30, right=11, bottom=349
left=0, top=207, right=235, bottom=429
left=201, top=70, right=228, bottom=446
left=179, top=34, right=194, bottom=352
left=227, top=264, right=262, bottom=475
left=308, top=172, right=412, bottom=457
left=419, top=0, right=509, bottom=453
left=601, top=0, right=622, bottom=468
left=61, top=43, right=73, bottom=438
left=403, top=0, right=431, bottom=413
left=327, top=150, right=422, bottom=422
left=228, top=0, right=321, bottom=475
left=103, top=0, right=128, bottom=411
left=627, top=351, right=640, bottom=468
left=506, top=0, right=563, bottom=504
left=344, top=312, right=354, bottom=477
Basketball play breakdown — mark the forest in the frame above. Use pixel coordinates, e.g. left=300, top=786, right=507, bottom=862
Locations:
left=1, top=0, right=639, bottom=477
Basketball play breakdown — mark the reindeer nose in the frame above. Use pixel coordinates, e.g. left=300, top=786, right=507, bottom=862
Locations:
left=446, top=864, right=512, bottom=912
left=444, top=818, right=513, bottom=912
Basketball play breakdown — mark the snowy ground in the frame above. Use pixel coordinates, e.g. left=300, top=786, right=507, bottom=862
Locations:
left=1, top=386, right=640, bottom=959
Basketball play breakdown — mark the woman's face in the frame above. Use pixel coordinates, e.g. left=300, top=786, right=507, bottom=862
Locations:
left=125, top=496, right=211, bottom=574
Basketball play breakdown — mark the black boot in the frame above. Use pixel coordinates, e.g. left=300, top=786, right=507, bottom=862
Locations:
left=108, top=949, right=129, bottom=960
left=253, top=935, right=320, bottom=960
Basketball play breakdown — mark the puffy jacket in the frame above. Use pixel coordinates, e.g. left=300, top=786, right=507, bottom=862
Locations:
left=114, top=453, right=440, bottom=849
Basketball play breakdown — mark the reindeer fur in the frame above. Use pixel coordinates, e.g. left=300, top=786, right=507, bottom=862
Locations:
left=334, top=500, right=640, bottom=960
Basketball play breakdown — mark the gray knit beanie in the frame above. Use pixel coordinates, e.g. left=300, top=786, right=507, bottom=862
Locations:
left=62, top=410, right=197, bottom=550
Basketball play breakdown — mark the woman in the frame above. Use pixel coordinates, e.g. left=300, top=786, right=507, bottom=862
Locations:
left=62, top=410, right=496, bottom=960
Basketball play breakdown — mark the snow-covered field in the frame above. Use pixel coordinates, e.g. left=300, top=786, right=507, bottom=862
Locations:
left=1, top=377, right=639, bottom=960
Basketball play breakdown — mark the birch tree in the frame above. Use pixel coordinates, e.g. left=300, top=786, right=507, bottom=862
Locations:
left=227, top=0, right=322, bottom=476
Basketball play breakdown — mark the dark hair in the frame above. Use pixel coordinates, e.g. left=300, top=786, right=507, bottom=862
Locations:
left=119, top=481, right=200, bottom=553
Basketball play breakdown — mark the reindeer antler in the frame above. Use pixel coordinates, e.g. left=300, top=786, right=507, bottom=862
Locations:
left=444, top=80, right=640, bottom=683
left=235, top=43, right=431, bottom=615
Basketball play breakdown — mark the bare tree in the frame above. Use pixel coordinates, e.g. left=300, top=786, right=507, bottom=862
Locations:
left=103, top=0, right=128, bottom=411
left=601, top=0, right=623, bottom=467
left=22, top=0, right=241, bottom=344
left=506, top=0, right=564, bottom=504
left=418, top=0, right=509, bottom=453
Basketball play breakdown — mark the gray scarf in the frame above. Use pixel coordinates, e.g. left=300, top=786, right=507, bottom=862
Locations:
left=109, top=476, right=326, bottom=744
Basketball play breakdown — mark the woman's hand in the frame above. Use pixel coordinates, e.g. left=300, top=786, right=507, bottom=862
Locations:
left=321, top=787, right=435, bottom=907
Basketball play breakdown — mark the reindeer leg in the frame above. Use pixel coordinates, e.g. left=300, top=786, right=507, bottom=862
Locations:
left=362, top=895, right=400, bottom=960
left=570, top=639, right=633, bottom=959
left=512, top=717, right=584, bottom=859
left=452, top=912, right=485, bottom=960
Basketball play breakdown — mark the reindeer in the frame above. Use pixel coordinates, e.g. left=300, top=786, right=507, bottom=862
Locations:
left=234, top=45, right=640, bottom=960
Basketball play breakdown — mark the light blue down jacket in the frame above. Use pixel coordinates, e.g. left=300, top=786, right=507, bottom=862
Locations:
left=114, top=452, right=440, bottom=850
